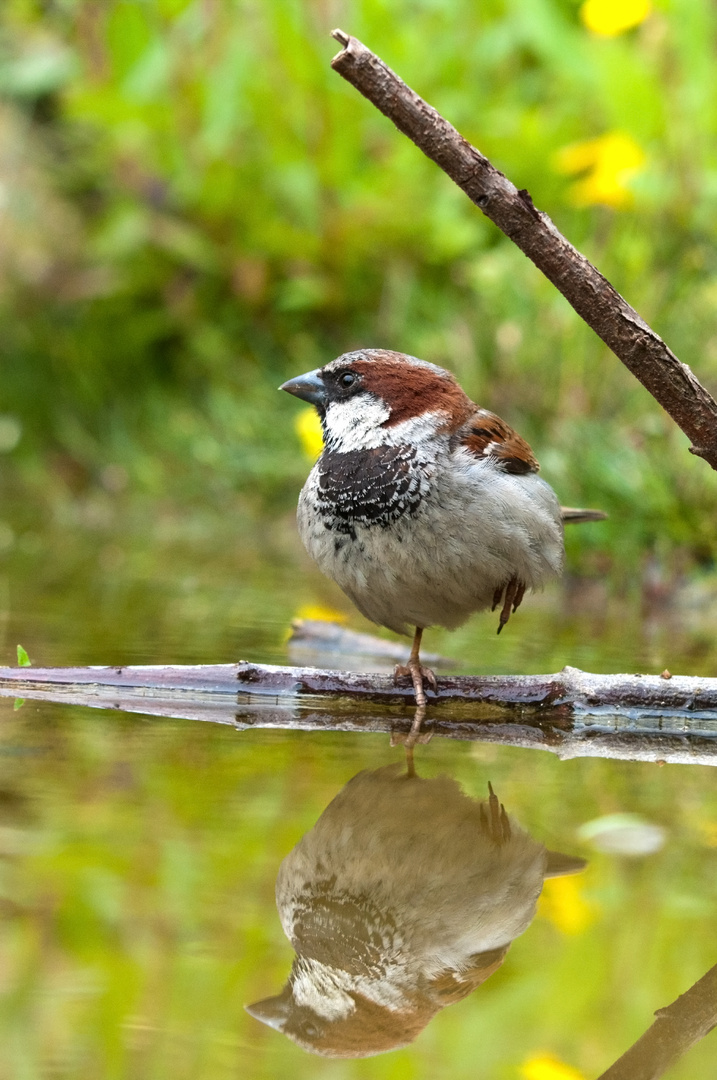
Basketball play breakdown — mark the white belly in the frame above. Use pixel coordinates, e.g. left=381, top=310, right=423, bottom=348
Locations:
left=298, top=453, right=564, bottom=636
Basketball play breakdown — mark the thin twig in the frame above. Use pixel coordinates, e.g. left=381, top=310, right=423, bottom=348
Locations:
left=597, top=963, right=717, bottom=1080
left=330, top=30, right=717, bottom=471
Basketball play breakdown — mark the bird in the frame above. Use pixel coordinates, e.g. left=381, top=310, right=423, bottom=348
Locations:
left=281, top=349, right=604, bottom=705
left=246, top=764, right=586, bottom=1058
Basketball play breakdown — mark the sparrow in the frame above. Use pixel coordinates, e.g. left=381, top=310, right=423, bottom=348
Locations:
left=246, top=764, right=586, bottom=1058
left=281, top=349, right=603, bottom=704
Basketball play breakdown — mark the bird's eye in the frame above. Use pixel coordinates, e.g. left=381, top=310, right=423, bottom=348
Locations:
left=338, top=371, right=356, bottom=388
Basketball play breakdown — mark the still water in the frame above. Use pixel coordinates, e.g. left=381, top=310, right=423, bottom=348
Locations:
left=0, top=500, right=716, bottom=1078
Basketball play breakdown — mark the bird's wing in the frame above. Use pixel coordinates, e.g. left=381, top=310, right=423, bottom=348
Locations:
left=455, top=408, right=540, bottom=474
left=429, top=946, right=509, bottom=1004
left=457, top=410, right=607, bottom=521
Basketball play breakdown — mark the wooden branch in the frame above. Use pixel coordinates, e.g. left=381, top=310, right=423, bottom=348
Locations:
left=597, top=963, right=717, bottom=1080
left=2, top=663, right=717, bottom=765
left=330, top=29, right=717, bottom=471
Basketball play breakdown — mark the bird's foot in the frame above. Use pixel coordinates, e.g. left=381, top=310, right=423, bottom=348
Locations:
left=394, top=659, right=438, bottom=707
left=479, top=782, right=511, bottom=845
left=390, top=728, right=432, bottom=749
left=492, top=577, right=526, bottom=634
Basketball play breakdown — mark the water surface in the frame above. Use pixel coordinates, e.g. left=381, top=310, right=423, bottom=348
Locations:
left=1, top=504, right=716, bottom=1078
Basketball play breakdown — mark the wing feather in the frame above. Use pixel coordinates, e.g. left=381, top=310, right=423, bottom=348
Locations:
left=457, top=409, right=539, bottom=474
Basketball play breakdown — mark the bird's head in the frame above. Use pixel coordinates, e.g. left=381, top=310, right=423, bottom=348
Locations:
left=280, top=349, right=474, bottom=453
left=246, top=976, right=430, bottom=1058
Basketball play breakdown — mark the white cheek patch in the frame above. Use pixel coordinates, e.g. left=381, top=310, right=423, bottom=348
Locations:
left=323, top=394, right=391, bottom=451
left=323, top=397, right=448, bottom=453
left=291, top=961, right=355, bottom=1020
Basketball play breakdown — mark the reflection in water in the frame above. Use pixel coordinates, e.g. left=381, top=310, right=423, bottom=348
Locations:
left=246, top=763, right=586, bottom=1058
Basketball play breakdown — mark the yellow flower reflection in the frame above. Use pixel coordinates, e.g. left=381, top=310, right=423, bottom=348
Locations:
left=580, top=0, right=651, bottom=37
left=554, top=131, right=645, bottom=209
left=521, top=1052, right=587, bottom=1080
left=538, top=873, right=595, bottom=935
left=295, top=406, right=323, bottom=459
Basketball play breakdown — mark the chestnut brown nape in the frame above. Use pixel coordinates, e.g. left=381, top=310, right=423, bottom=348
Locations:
left=348, top=355, right=474, bottom=428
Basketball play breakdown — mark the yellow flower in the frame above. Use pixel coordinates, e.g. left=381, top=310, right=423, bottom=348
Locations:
left=294, top=604, right=347, bottom=624
left=284, top=604, right=348, bottom=644
left=295, top=406, right=324, bottom=459
left=554, top=131, right=645, bottom=209
left=580, top=0, right=651, bottom=37
left=538, top=874, right=595, bottom=935
left=698, top=820, right=717, bottom=847
left=521, top=1052, right=587, bottom=1080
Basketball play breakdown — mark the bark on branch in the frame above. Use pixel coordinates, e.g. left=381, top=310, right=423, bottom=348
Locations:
left=330, top=29, right=717, bottom=471
left=2, top=663, right=717, bottom=766
left=597, top=963, right=717, bottom=1080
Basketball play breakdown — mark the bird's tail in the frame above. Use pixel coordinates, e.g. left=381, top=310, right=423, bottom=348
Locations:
left=560, top=507, right=607, bottom=524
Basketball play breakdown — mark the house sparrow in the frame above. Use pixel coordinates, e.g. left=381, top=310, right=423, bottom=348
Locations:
left=281, top=349, right=603, bottom=704
left=246, top=764, right=586, bottom=1058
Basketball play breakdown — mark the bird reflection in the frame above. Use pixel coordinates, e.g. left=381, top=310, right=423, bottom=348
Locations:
left=246, top=762, right=586, bottom=1058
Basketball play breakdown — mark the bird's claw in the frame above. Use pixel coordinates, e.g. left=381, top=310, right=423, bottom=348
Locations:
left=424, top=667, right=438, bottom=693
left=492, top=577, right=526, bottom=635
left=394, top=661, right=438, bottom=707
left=393, top=708, right=431, bottom=751
left=390, top=730, right=433, bottom=751
left=479, top=782, right=512, bottom=845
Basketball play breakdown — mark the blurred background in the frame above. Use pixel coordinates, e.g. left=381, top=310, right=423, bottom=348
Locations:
left=2, top=0, right=717, bottom=574
left=2, top=6, right=717, bottom=1079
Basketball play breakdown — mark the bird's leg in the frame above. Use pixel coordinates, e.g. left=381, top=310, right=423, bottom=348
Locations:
left=390, top=702, right=432, bottom=753
left=394, top=626, right=437, bottom=706
left=403, top=704, right=427, bottom=775
left=392, top=629, right=437, bottom=751
left=494, top=577, right=526, bottom=634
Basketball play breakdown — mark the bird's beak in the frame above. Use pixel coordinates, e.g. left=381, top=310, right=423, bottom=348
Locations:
left=245, top=994, right=292, bottom=1031
left=280, top=368, right=327, bottom=407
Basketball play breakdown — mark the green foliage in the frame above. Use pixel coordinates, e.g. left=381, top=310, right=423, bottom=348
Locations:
left=1, top=0, right=717, bottom=568
left=16, top=644, right=30, bottom=666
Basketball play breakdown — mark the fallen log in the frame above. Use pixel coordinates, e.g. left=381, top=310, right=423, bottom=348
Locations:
left=1, top=663, right=716, bottom=766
